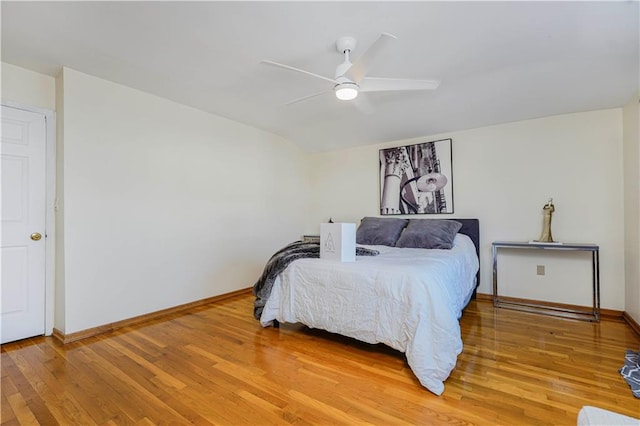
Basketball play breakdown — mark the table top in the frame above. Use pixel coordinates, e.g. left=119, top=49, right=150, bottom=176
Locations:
left=492, top=241, right=599, bottom=250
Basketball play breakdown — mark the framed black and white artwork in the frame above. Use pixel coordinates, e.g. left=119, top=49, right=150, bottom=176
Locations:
left=379, top=138, right=453, bottom=215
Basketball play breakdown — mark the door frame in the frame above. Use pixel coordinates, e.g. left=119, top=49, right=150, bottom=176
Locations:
left=2, top=100, right=56, bottom=336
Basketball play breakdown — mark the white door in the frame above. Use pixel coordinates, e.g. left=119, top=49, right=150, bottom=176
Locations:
left=1, top=105, right=46, bottom=344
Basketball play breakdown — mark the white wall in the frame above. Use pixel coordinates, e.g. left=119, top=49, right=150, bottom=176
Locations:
left=1, top=62, right=56, bottom=111
left=2, top=61, right=634, bottom=329
left=623, top=96, right=640, bottom=323
left=306, top=110, right=626, bottom=310
left=57, top=68, right=309, bottom=333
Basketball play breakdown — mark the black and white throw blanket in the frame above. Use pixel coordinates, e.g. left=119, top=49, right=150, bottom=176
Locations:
left=620, top=349, right=640, bottom=398
left=253, top=241, right=379, bottom=320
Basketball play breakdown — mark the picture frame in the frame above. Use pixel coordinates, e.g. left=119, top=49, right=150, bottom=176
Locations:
left=379, top=138, right=453, bottom=215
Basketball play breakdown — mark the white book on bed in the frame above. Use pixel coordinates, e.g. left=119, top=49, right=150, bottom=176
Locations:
left=320, top=223, right=356, bottom=262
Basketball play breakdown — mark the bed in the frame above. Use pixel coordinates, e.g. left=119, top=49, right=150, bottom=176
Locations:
left=254, top=218, right=480, bottom=395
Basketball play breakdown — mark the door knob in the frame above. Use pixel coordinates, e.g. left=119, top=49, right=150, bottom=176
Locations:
left=30, top=232, right=42, bottom=241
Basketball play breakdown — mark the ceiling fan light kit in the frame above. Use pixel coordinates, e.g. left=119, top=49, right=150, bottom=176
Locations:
left=335, top=82, right=359, bottom=100
left=262, top=32, right=439, bottom=107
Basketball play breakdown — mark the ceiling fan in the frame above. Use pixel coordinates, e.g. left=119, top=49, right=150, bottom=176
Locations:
left=261, top=33, right=440, bottom=106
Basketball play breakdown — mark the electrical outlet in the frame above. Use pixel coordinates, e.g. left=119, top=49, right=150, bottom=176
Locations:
left=537, top=265, right=545, bottom=276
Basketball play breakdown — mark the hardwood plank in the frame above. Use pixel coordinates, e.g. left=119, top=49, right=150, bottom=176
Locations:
left=6, top=392, right=38, bottom=426
left=8, top=345, right=100, bottom=425
left=0, top=377, right=17, bottom=425
left=86, top=341, right=206, bottom=425
left=2, top=295, right=639, bottom=425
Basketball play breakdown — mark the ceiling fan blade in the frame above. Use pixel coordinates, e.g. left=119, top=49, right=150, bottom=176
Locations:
left=353, top=94, right=375, bottom=114
left=285, top=90, right=329, bottom=106
left=345, top=32, right=397, bottom=83
left=261, top=60, right=338, bottom=84
left=360, top=77, right=440, bottom=92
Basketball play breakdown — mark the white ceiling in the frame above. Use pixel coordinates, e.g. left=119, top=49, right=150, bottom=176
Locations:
left=2, top=1, right=638, bottom=152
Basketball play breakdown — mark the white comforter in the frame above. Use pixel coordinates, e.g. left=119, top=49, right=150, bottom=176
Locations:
left=260, top=233, right=479, bottom=395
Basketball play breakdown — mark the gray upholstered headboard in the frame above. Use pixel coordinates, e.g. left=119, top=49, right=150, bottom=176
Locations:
left=452, top=218, right=480, bottom=297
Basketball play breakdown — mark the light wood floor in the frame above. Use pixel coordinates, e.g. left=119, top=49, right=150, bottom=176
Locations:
left=2, top=294, right=639, bottom=425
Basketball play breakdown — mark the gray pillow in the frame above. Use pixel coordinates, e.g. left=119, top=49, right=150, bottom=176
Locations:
left=395, top=219, right=462, bottom=249
left=356, top=217, right=409, bottom=246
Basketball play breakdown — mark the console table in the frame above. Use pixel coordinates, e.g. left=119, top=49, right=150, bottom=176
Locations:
left=492, top=241, right=600, bottom=322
